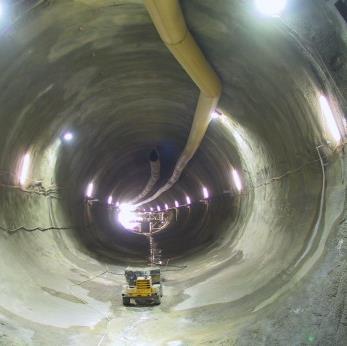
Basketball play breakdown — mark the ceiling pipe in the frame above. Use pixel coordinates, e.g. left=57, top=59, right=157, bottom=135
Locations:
left=131, top=150, right=160, bottom=204
left=136, top=0, right=222, bottom=206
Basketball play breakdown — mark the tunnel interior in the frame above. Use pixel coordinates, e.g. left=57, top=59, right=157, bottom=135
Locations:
left=0, top=0, right=346, bottom=345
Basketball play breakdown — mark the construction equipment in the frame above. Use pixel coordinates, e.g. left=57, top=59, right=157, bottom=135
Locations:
left=122, top=268, right=162, bottom=306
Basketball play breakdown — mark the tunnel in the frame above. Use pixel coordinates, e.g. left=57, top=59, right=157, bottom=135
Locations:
left=0, top=0, right=346, bottom=344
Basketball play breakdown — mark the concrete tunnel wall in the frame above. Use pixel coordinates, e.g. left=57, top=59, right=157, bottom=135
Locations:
left=0, top=0, right=346, bottom=344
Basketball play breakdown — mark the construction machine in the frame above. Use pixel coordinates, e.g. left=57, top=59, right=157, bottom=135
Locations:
left=122, top=268, right=162, bottom=306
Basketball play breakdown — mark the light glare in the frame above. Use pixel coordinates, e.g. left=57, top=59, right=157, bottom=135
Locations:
left=165, top=203, right=169, bottom=210
left=255, top=0, right=287, bottom=17
left=119, top=203, right=136, bottom=212
left=118, top=203, right=139, bottom=230
left=211, top=111, right=220, bottom=120
left=157, top=205, right=161, bottom=212
left=19, top=153, right=31, bottom=186
left=63, top=132, right=73, bottom=142
left=86, top=182, right=94, bottom=198
left=150, top=207, right=154, bottom=212
left=319, top=95, right=341, bottom=143
left=175, top=200, right=179, bottom=208
left=211, top=109, right=224, bottom=121
left=232, top=169, right=242, bottom=192
left=202, top=186, right=209, bottom=199
left=107, top=195, right=113, bottom=205
left=186, top=196, right=191, bottom=205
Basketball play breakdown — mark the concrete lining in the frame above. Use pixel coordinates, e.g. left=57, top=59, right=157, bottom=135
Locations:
left=0, top=0, right=346, bottom=344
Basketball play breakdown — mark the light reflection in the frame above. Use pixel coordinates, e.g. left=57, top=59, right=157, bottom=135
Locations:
left=211, top=110, right=222, bottom=120
left=202, top=186, right=209, bottom=199
left=232, top=169, right=242, bottom=192
left=150, top=207, right=154, bottom=212
left=319, top=95, right=341, bottom=143
left=165, top=203, right=169, bottom=210
left=255, top=0, right=287, bottom=17
left=19, top=152, right=31, bottom=186
left=63, top=132, right=73, bottom=142
left=157, top=205, right=161, bottom=212
left=107, top=195, right=113, bottom=205
left=186, top=196, right=191, bottom=205
left=86, top=182, right=94, bottom=198
left=118, top=203, right=140, bottom=230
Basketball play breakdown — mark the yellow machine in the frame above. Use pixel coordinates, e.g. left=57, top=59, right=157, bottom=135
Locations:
left=122, top=268, right=162, bottom=306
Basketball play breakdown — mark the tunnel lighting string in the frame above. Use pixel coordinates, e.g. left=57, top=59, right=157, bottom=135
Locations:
left=88, top=151, right=332, bottom=212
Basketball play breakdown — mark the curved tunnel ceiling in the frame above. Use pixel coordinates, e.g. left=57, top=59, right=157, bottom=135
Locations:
left=0, top=0, right=346, bottom=344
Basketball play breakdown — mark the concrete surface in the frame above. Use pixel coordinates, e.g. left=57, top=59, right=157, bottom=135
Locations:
left=0, top=0, right=346, bottom=345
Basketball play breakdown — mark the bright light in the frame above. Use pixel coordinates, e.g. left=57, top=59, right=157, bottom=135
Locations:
left=186, top=196, right=191, bottom=205
left=86, top=182, right=94, bottom=198
left=211, top=109, right=224, bottom=121
left=211, top=110, right=220, bottom=120
left=63, top=132, right=73, bottom=142
left=342, top=117, right=347, bottom=131
left=255, top=0, right=287, bottom=17
left=116, top=201, right=120, bottom=207
left=319, top=95, right=341, bottom=143
left=119, top=203, right=136, bottom=212
left=19, top=153, right=31, bottom=186
left=175, top=200, right=179, bottom=208
left=150, top=207, right=154, bottom=212
left=202, top=186, right=209, bottom=199
left=165, top=203, right=169, bottom=210
left=157, top=205, right=161, bottom=212
left=232, top=169, right=242, bottom=192
left=118, top=203, right=140, bottom=230
left=107, top=195, right=113, bottom=205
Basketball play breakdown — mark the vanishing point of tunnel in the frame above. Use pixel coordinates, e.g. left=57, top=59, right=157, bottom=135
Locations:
left=0, top=0, right=346, bottom=345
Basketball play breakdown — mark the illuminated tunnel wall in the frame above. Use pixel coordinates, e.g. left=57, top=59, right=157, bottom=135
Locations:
left=0, top=0, right=346, bottom=345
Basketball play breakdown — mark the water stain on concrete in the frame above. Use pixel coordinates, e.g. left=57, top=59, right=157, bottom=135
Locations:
left=41, top=287, right=86, bottom=304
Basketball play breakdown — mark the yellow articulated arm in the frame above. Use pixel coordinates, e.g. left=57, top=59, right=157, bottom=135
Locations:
left=136, top=0, right=222, bottom=206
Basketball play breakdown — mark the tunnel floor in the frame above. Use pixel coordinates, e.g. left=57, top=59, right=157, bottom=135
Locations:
left=0, top=156, right=345, bottom=346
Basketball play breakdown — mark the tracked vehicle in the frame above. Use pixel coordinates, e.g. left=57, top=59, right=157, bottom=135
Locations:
left=122, top=268, right=162, bottom=306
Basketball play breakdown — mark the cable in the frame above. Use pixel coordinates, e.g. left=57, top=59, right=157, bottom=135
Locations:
left=0, top=226, right=73, bottom=234
left=0, top=180, right=61, bottom=199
